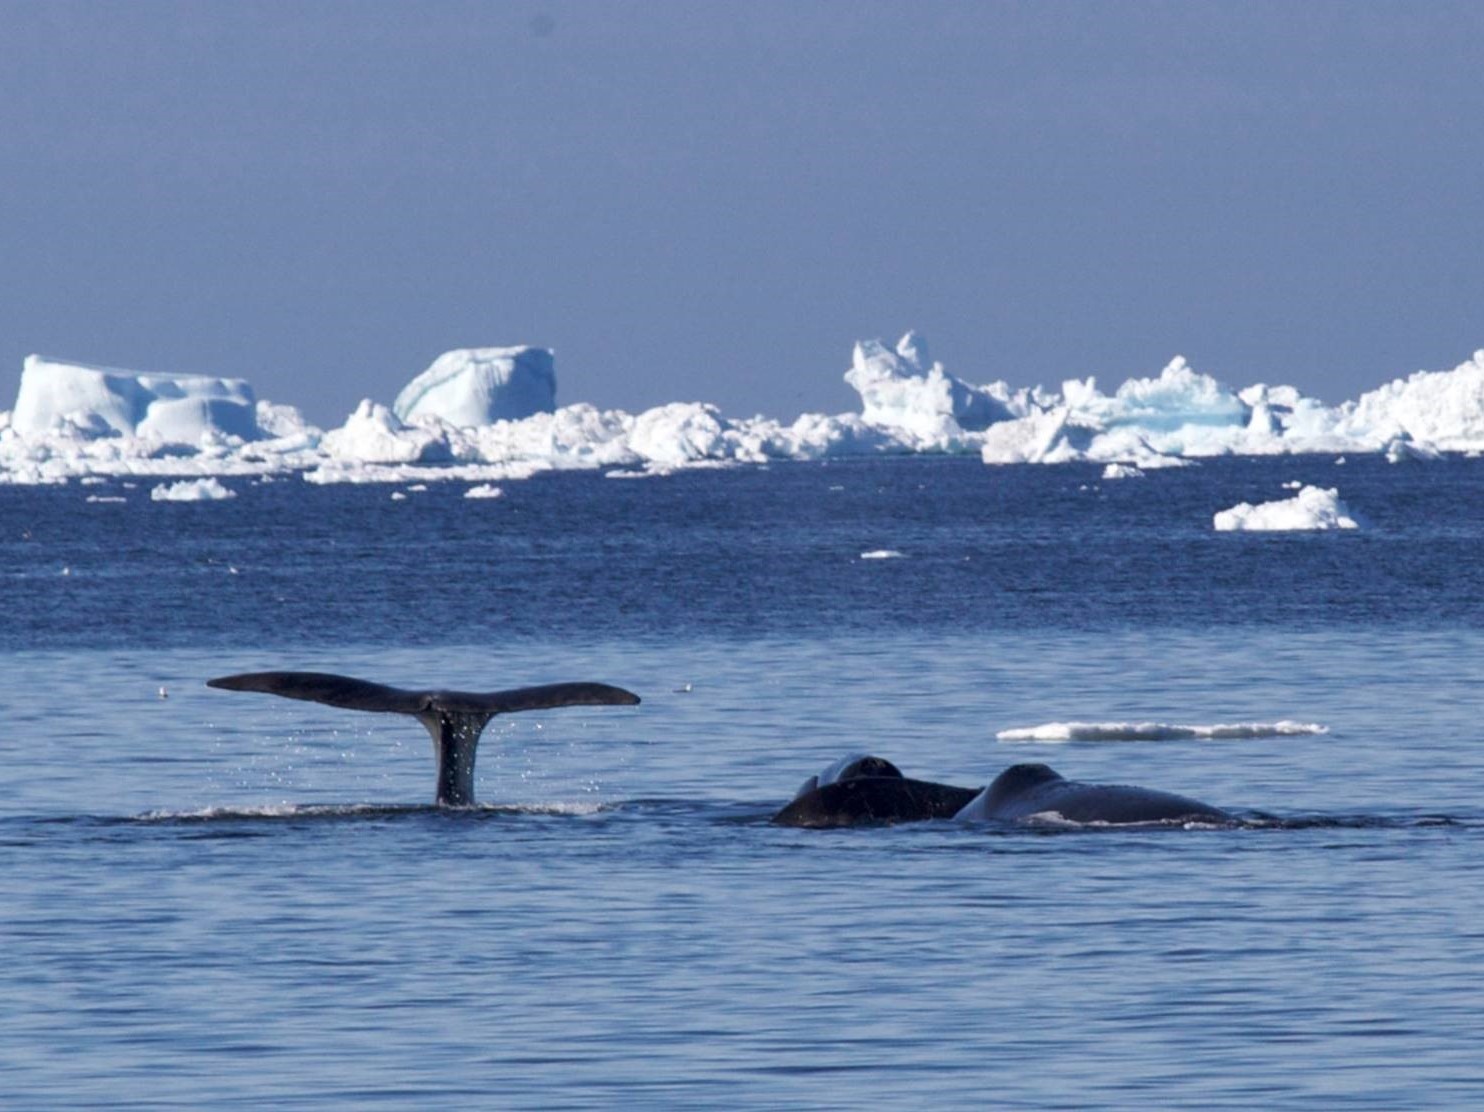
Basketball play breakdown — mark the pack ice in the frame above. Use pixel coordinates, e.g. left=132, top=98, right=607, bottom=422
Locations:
left=3, top=335, right=1484, bottom=486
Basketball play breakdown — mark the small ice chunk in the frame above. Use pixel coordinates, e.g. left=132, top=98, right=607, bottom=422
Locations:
left=1213, top=485, right=1361, bottom=531
left=464, top=484, right=505, bottom=499
left=150, top=478, right=237, bottom=502
left=996, top=720, right=1329, bottom=741
left=859, top=549, right=906, bottom=560
left=1101, top=463, right=1145, bottom=480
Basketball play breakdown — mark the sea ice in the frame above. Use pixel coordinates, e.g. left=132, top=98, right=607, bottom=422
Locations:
left=393, top=347, right=556, bottom=427
left=321, top=400, right=453, bottom=465
left=150, top=477, right=237, bottom=502
left=996, top=720, right=1329, bottom=741
left=12, top=356, right=260, bottom=442
left=1213, top=485, right=1362, bottom=532
left=5, top=335, right=1484, bottom=485
left=843, top=331, right=1030, bottom=443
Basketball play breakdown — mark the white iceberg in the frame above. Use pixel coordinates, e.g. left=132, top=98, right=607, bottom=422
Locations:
left=1213, top=485, right=1362, bottom=532
left=393, top=346, right=556, bottom=427
left=5, top=334, right=1484, bottom=486
left=463, top=483, right=505, bottom=499
left=1335, top=350, right=1484, bottom=451
left=844, top=331, right=1031, bottom=445
left=12, top=356, right=260, bottom=442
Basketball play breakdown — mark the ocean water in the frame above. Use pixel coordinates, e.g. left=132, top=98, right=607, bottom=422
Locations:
left=3, top=456, right=1483, bottom=1108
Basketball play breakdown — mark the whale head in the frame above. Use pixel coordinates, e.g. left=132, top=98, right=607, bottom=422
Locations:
left=793, top=753, right=905, bottom=800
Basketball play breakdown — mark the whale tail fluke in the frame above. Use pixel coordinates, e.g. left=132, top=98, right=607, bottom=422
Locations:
left=206, top=672, right=640, bottom=716
left=207, top=671, right=641, bottom=806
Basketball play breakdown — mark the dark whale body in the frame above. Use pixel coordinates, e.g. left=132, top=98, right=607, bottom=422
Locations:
left=207, top=671, right=640, bottom=806
left=773, top=776, right=980, bottom=827
left=773, top=752, right=976, bottom=827
left=956, top=763, right=1231, bottom=825
left=773, top=756, right=1229, bottom=828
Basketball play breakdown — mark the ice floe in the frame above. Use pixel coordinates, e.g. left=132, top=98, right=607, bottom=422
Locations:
left=1213, top=485, right=1362, bottom=532
left=150, top=477, right=237, bottom=502
left=4, top=335, right=1484, bottom=486
left=996, top=720, right=1330, bottom=741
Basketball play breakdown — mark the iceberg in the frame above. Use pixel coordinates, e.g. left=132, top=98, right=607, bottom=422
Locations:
left=12, top=356, right=260, bottom=442
left=843, top=331, right=1032, bottom=445
left=393, top=347, right=556, bottom=427
left=1335, top=351, right=1484, bottom=451
left=1213, top=485, right=1362, bottom=532
left=5, top=334, right=1484, bottom=486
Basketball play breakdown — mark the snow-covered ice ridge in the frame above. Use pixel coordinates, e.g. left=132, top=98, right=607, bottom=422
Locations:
left=3, top=333, right=1484, bottom=485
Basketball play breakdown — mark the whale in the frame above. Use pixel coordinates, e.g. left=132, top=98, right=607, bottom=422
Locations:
left=953, top=762, right=1231, bottom=825
left=773, top=756, right=1229, bottom=827
left=773, top=754, right=977, bottom=827
left=207, top=671, right=640, bottom=806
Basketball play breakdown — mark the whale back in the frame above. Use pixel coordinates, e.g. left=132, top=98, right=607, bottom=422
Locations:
left=955, top=762, right=1230, bottom=824
left=952, top=762, right=1064, bottom=821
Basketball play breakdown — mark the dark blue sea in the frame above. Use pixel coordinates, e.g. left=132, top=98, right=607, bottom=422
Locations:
left=3, top=456, right=1483, bottom=1108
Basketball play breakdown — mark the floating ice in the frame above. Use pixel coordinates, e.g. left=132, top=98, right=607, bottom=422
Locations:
left=5, top=336, right=1484, bottom=485
left=12, top=356, right=260, bottom=442
left=1101, top=463, right=1145, bottom=480
left=859, top=549, right=905, bottom=560
left=1335, top=350, right=1484, bottom=451
left=1383, top=435, right=1443, bottom=464
left=844, top=331, right=1030, bottom=443
left=150, top=477, right=237, bottom=502
left=321, top=400, right=452, bottom=465
left=996, top=720, right=1330, bottom=741
left=1213, top=485, right=1362, bottom=532
left=393, top=346, right=556, bottom=427
left=464, top=484, right=505, bottom=499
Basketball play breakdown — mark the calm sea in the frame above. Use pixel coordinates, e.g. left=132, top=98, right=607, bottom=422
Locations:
left=3, top=456, right=1482, bottom=1108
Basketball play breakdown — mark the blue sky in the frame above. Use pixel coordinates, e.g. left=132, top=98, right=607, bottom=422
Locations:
left=2, top=1, right=1481, bottom=425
